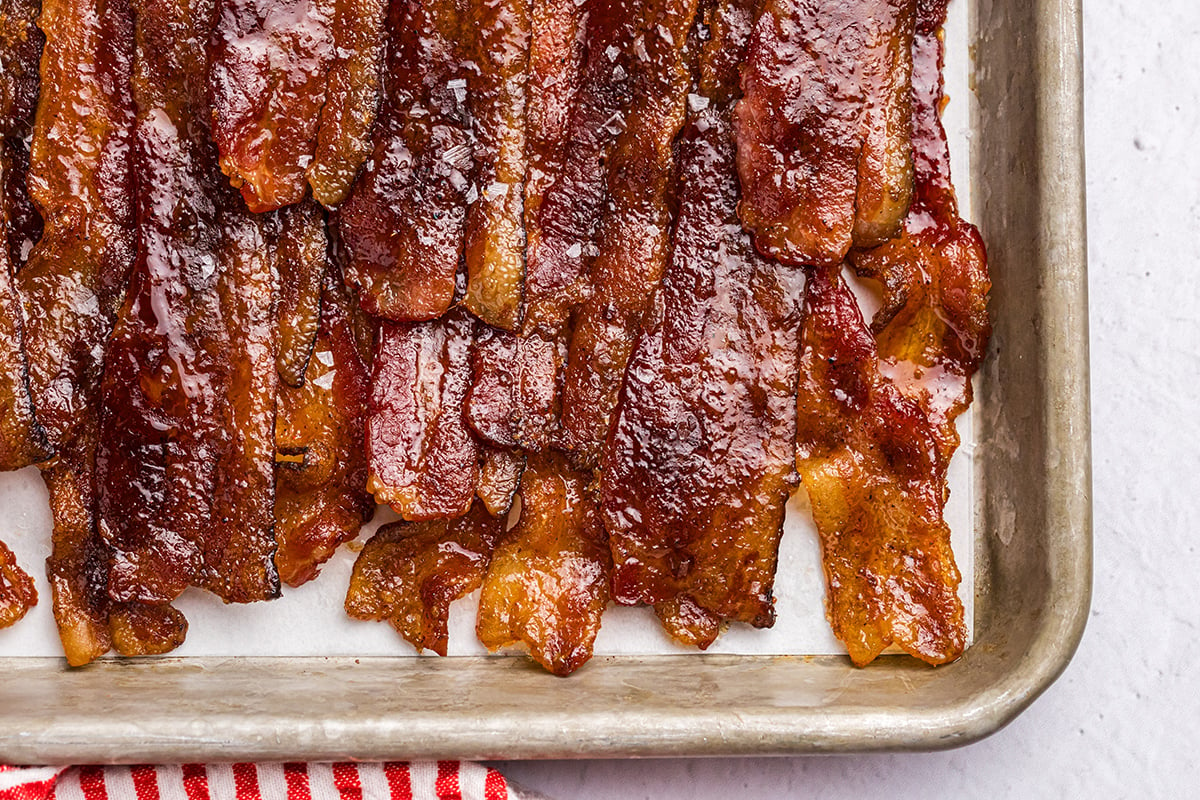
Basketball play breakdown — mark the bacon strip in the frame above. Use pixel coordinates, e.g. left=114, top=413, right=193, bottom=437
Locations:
left=208, top=0, right=387, bottom=211
left=461, top=0, right=531, bottom=330
left=560, top=0, right=699, bottom=469
left=346, top=501, right=504, bottom=656
left=601, top=0, right=802, bottom=648
left=476, top=447, right=524, bottom=517
left=795, top=263, right=964, bottom=665
left=464, top=326, right=560, bottom=452
left=99, top=0, right=278, bottom=607
left=275, top=200, right=326, bottom=388
left=0, top=538, right=36, bottom=629
left=734, top=0, right=915, bottom=267
left=367, top=309, right=479, bottom=520
left=477, top=451, right=610, bottom=675
left=275, top=266, right=373, bottom=587
left=337, top=0, right=473, bottom=321
left=18, top=0, right=143, bottom=664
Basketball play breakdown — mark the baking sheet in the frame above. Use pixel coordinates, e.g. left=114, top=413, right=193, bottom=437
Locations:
left=0, top=1, right=975, bottom=661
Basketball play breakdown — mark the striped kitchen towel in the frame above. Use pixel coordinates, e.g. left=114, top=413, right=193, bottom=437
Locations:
left=0, top=763, right=536, bottom=800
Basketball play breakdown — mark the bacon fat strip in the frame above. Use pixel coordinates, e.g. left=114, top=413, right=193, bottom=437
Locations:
left=275, top=200, right=326, bottom=388
left=0, top=538, right=36, bottom=629
left=848, top=13, right=990, bottom=469
left=19, top=0, right=148, bottom=663
left=367, top=308, right=480, bottom=520
left=337, top=0, right=473, bottom=321
left=734, top=0, right=915, bottom=267
left=795, top=263, right=965, bottom=666
left=601, top=1, right=803, bottom=646
left=461, top=0, right=531, bottom=331
left=99, top=0, right=279, bottom=606
left=208, top=0, right=387, bottom=211
left=275, top=265, right=373, bottom=588
left=560, top=0, right=699, bottom=469
left=476, top=451, right=610, bottom=676
left=346, top=500, right=504, bottom=656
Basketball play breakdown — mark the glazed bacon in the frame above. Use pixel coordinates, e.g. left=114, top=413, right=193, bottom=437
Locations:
left=560, top=0, right=699, bottom=469
left=464, top=326, right=560, bottom=452
left=98, top=0, right=278, bottom=608
left=795, top=263, right=965, bottom=665
left=601, top=0, right=804, bottom=648
left=0, top=539, right=36, bottom=629
left=337, top=0, right=473, bottom=322
left=275, top=266, right=374, bottom=587
left=476, top=451, right=610, bottom=676
left=275, top=201, right=326, bottom=388
left=208, top=0, right=387, bottom=211
left=461, top=0, right=532, bottom=331
left=734, top=0, right=915, bottom=267
left=367, top=309, right=480, bottom=520
left=18, top=0, right=139, bottom=664
left=346, top=501, right=504, bottom=656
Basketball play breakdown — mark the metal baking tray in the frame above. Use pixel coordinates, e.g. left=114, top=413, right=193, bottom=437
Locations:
left=0, top=0, right=1090, bottom=761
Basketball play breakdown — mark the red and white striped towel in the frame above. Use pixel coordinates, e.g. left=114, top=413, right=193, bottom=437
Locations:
left=0, top=763, right=533, bottom=800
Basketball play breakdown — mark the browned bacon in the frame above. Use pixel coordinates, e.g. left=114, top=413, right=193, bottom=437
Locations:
left=19, top=0, right=145, bottom=663
left=601, top=0, right=803, bottom=647
left=367, top=309, right=479, bottom=520
left=464, top=326, right=560, bottom=452
left=208, top=0, right=387, bottom=211
left=98, top=0, right=278, bottom=608
left=734, top=0, right=915, bottom=267
left=476, top=451, right=609, bottom=675
left=476, top=446, right=524, bottom=517
left=795, top=263, right=964, bottom=666
left=346, top=501, right=504, bottom=656
left=275, top=266, right=373, bottom=587
left=461, top=0, right=531, bottom=330
left=337, top=0, right=473, bottom=321
left=0, top=538, right=35, bottom=629
left=275, top=201, right=326, bottom=388
left=560, top=0, right=699, bottom=469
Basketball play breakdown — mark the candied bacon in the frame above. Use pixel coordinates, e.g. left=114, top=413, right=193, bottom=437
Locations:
left=601, top=0, right=803, bottom=647
left=464, top=326, right=560, bottom=452
left=476, top=451, right=610, bottom=676
left=337, top=0, right=474, bottom=322
left=560, top=0, right=699, bottom=469
left=275, top=266, right=373, bottom=587
left=275, top=200, right=326, bottom=388
left=208, top=0, right=387, bottom=211
left=0, top=538, right=35, bottom=629
left=99, top=0, right=279, bottom=607
left=734, top=0, right=915, bottom=267
left=795, top=263, right=965, bottom=666
left=346, top=501, right=504, bottom=656
left=462, top=0, right=531, bottom=331
left=367, top=309, right=480, bottom=520
left=476, top=446, right=524, bottom=517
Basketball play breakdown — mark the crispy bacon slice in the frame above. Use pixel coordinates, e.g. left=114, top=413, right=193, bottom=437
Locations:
left=464, top=326, right=560, bottom=452
left=461, top=0, right=531, bottom=330
left=367, top=309, right=479, bottom=520
left=337, top=0, right=473, bottom=321
left=734, top=0, right=915, bottom=266
left=522, top=0, right=645, bottom=334
left=208, top=0, right=387, bottom=211
left=346, top=501, right=504, bottom=656
left=0, top=0, right=42, bottom=139
left=19, top=0, right=155, bottom=663
left=476, top=451, right=609, bottom=675
left=98, top=0, right=278, bottom=607
left=275, top=200, right=326, bottom=388
left=560, top=0, right=699, bottom=469
left=601, top=1, right=803, bottom=645
left=795, top=263, right=964, bottom=666
left=476, top=447, right=524, bottom=517
left=0, top=539, right=35, bottom=629
left=275, top=267, right=373, bottom=587
left=0, top=149, right=46, bottom=471
left=848, top=19, right=990, bottom=466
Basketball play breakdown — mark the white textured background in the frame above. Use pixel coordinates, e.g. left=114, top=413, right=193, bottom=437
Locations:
left=490, top=1, right=1200, bottom=796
